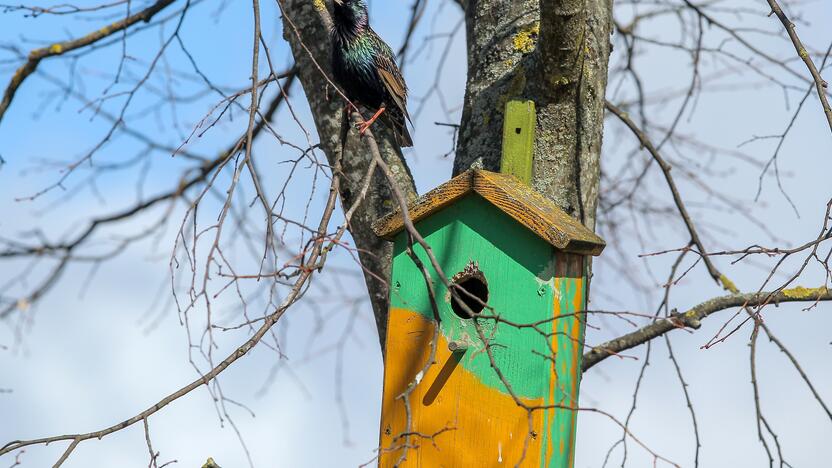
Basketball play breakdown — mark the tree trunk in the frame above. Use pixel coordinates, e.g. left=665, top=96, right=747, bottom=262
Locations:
left=456, top=0, right=612, bottom=230
left=281, top=0, right=418, bottom=349
left=282, top=0, right=613, bottom=348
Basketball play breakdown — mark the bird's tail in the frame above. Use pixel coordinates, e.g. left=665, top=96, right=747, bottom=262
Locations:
left=382, top=111, right=413, bottom=148
left=397, top=124, right=413, bottom=148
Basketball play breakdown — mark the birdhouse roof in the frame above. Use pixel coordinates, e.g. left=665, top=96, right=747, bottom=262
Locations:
left=373, top=170, right=606, bottom=256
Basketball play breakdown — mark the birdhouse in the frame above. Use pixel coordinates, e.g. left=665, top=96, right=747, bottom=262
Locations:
left=373, top=169, right=605, bottom=467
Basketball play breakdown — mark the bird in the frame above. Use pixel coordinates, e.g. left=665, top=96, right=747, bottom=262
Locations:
left=330, top=0, right=413, bottom=147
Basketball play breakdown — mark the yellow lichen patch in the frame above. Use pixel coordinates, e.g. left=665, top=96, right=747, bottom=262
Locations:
left=313, top=0, right=326, bottom=11
left=719, top=274, right=739, bottom=294
left=782, top=286, right=828, bottom=299
left=513, top=23, right=540, bottom=54
left=49, top=43, right=63, bottom=54
left=550, top=75, right=570, bottom=87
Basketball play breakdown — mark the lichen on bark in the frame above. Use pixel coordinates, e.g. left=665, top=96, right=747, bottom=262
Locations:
left=456, top=0, right=612, bottom=231
left=282, top=0, right=613, bottom=349
left=281, top=0, right=417, bottom=348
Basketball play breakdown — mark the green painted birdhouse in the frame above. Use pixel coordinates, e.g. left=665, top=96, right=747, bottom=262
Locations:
left=372, top=168, right=605, bottom=467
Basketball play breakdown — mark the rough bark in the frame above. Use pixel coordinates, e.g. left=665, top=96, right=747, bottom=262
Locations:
left=281, top=0, right=417, bottom=348
left=455, top=0, right=612, bottom=230
left=282, top=0, right=613, bottom=349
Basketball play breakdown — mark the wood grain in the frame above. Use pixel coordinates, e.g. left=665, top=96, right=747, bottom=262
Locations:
left=379, top=308, right=546, bottom=467
left=500, top=100, right=536, bottom=185
left=372, top=170, right=606, bottom=255
left=381, top=196, right=592, bottom=466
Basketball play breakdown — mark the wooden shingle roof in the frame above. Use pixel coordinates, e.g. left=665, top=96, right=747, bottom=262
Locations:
left=372, top=170, right=606, bottom=256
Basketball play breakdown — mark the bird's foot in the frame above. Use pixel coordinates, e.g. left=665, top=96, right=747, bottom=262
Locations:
left=343, top=103, right=360, bottom=117
left=356, top=120, right=372, bottom=135
left=356, top=106, right=387, bottom=136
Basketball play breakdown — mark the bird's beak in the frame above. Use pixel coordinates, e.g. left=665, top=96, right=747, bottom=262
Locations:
left=333, top=0, right=343, bottom=5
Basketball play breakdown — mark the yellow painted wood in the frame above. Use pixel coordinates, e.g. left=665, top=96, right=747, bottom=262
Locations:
left=372, top=170, right=606, bottom=256
left=500, top=100, right=536, bottom=185
left=379, top=308, right=546, bottom=467
left=375, top=128, right=599, bottom=466
left=379, top=198, right=592, bottom=467
left=545, top=253, right=586, bottom=466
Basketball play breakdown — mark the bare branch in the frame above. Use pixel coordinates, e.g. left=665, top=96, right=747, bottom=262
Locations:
left=0, top=0, right=177, bottom=125
left=583, top=285, right=831, bottom=371
left=765, top=0, right=832, bottom=134
left=606, top=100, right=738, bottom=293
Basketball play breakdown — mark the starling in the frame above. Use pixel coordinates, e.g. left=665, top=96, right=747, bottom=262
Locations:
left=331, top=0, right=413, bottom=147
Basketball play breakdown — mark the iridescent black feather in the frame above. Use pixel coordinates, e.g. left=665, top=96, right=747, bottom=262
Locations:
left=331, top=0, right=413, bottom=147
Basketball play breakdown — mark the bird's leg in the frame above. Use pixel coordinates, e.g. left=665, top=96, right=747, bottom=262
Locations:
left=343, top=102, right=360, bottom=116
left=342, top=103, right=366, bottom=128
left=357, top=106, right=386, bottom=136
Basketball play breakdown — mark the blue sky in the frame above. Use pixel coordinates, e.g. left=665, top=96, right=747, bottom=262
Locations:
left=1, top=1, right=831, bottom=467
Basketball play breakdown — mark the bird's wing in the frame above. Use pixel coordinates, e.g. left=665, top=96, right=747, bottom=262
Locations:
left=371, top=32, right=412, bottom=125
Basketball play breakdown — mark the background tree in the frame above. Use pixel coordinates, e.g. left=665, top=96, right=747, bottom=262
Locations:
left=0, top=0, right=830, bottom=467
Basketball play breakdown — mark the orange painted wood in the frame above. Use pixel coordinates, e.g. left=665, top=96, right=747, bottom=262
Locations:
left=379, top=308, right=546, bottom=467
left=376, top=178, right=599, bottom=467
